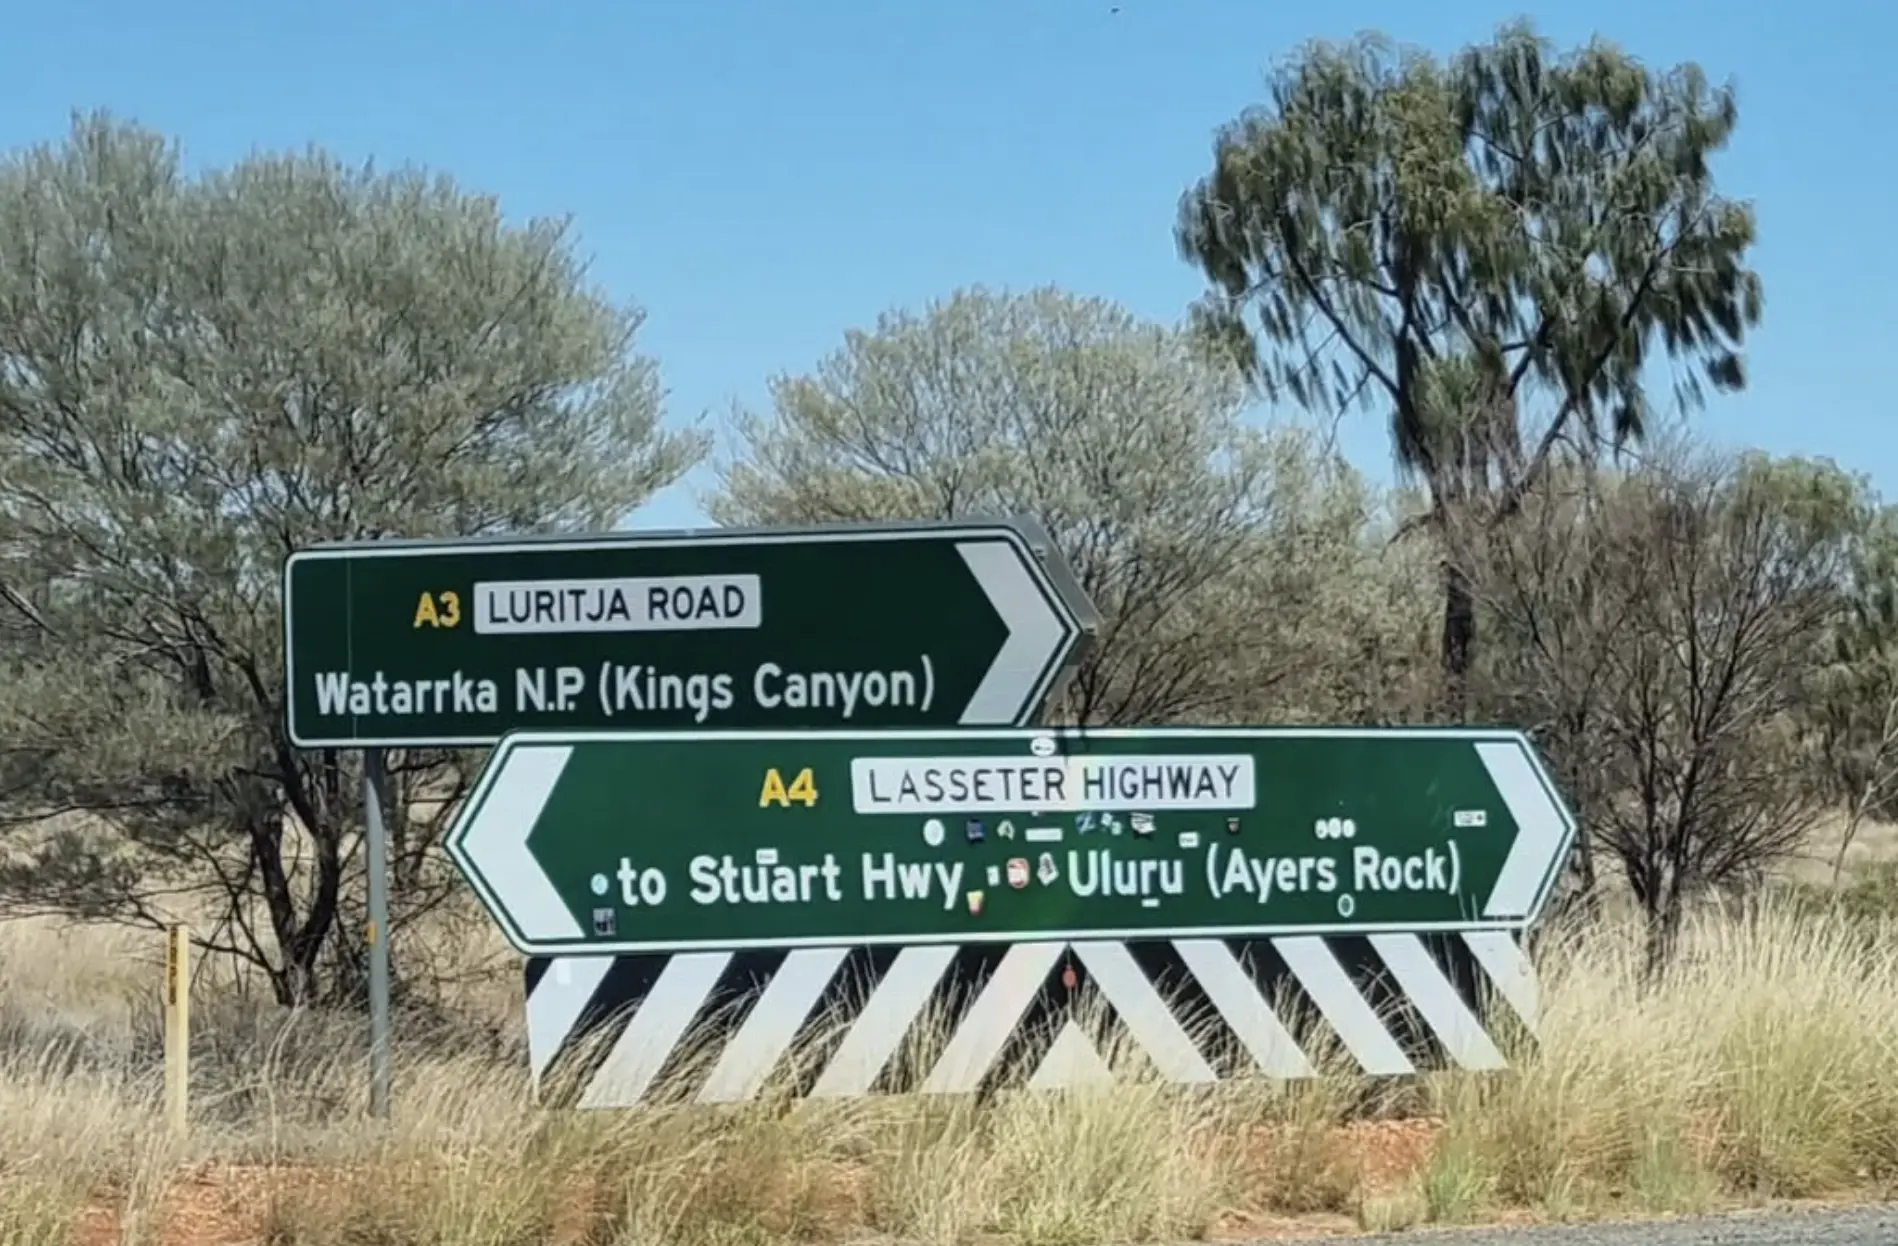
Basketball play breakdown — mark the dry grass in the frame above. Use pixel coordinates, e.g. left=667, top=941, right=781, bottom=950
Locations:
left=1778, top=812, right=1898, bottom=887
left=2, top=900, right=1896, bottom=1246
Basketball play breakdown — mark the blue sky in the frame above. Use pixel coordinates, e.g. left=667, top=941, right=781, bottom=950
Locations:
left=7, top=0, right=1890, bottom=528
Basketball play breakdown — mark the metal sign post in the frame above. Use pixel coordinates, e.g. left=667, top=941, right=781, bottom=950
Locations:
left=364, top=748, right=392, bottom=1119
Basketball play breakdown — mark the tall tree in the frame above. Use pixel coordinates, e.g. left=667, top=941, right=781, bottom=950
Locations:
left=710, top=285, right=1393, bottom=726
left=1175, top=22, right=1762, bottom=712
left=0, top=114, right=704, bottom=1004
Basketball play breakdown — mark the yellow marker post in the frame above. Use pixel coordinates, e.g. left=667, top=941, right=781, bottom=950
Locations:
left=163, top=923, right=189, bottom=1134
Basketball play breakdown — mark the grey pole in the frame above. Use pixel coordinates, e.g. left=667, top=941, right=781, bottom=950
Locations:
left=363, top=747, right=393, bottom=1118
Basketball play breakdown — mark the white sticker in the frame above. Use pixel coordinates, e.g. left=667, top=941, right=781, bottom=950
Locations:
left=756, top=848, right=779, bottom=865
left=923, top=818, right=946, bottom=846
left=1025, top=826, right=1064, bottom=842
left=1454, top=810, right=1488, bottom=828
left=1177, top=831, right=1201, bottom=849
left=986, top=865, right=1000, bottom=887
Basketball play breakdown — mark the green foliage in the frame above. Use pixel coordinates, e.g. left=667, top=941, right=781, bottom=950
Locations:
left=0, top=113, right=704, bottom=1002
left=710, top=285, right=1435, bottom=725
left=1177, top=21, right=1760, bottom=489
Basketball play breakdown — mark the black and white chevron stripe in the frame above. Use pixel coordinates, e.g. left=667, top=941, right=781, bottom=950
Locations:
left=523, top=932, right=1539, bottom=1108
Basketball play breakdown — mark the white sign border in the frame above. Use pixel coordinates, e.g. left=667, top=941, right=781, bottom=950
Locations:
left=283, top=522, right=1091, bottom=748
left=444, top=725, right=1577, bottom=957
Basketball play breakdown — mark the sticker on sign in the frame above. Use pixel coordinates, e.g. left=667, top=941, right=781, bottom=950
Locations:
left=473, top=575, right=762, bottom=635
left=849, top=754, right=1257, bottom=814
left=443, top=724, right=1580, bottom=955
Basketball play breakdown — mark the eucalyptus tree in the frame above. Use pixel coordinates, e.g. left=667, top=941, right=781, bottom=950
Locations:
left=1176, top=22, right=1762, bottom=711
left=710, top=284, right=1411, bottom=727
left=0, top=113, right=703, bottom=1004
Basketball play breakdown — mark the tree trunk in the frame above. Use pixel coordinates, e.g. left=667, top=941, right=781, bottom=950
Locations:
left=1562, top=779, right=1600, bottom=920
left=1634, top=852, right=1691, bottom=985
left=1569, top=831, right=1601, bottom=922
left=1832, top=792, right=1870, bottom=889
left=1643, top=880, right=1685, bottom=984
left=250, top=808, right=343, bottom=1007
left=1441, top=557, right=1476, bottom=720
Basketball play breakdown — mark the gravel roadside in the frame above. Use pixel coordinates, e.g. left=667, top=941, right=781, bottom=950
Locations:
left=1240, top=1203, right=1898, bottom=1245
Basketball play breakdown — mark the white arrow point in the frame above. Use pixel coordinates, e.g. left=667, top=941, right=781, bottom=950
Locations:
left=957, top=540, right=1071, bottom=724
left=459, top=743, right=583, bottom=943
left=1478, top=739, right=1575, bottom=922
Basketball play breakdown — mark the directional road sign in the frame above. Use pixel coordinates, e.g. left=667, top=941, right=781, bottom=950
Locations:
left=445, top=726, right=1578, bottom=957
left=283, top=518, right=1098, bottom=747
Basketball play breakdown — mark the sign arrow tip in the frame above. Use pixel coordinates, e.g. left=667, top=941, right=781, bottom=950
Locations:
left=1478, top=740, right=1575, bottom=924
left=956, top=540, right=1073, bottom=724
left=453, top=743, right=584, bottom=946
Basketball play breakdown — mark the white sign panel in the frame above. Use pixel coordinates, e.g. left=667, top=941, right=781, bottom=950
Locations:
left=850, top=754, right=1257, bottom=814
left=474, top=575, right=762, bottom=634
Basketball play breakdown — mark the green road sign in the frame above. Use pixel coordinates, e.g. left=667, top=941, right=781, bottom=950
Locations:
left=445, top=726, right=1577, bottom=956
left=283, top=519, right=1098, bottom=747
